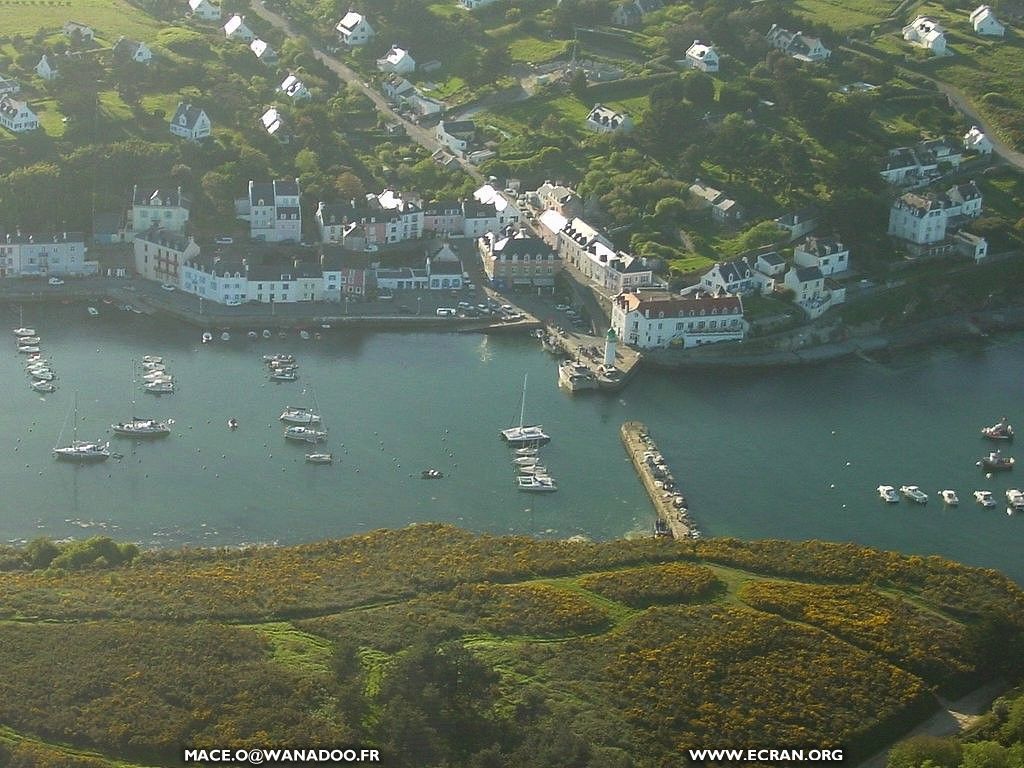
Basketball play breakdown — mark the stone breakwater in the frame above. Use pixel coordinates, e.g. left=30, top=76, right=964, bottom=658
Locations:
left=620, top=421, right=698, bottom=540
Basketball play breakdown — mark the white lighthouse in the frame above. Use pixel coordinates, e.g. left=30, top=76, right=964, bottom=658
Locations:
left=604, top=328, right=617, bottom=368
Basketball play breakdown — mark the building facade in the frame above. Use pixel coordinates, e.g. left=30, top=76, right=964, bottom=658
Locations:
left=248, top=179, right=302, bottom=242
left=612, top=291, right=746, bottom=349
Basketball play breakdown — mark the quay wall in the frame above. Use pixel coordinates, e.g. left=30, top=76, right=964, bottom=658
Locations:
left=620, top=421, right=697, bottom=540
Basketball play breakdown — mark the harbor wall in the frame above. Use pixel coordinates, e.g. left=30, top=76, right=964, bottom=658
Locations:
left=620, top=421, right=697, bottom=540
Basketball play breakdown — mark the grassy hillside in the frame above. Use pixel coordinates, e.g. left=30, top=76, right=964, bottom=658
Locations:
left=0, top=525, right=1021, bottom=767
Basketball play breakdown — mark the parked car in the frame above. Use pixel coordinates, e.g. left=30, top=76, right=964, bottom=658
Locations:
left=47, top=277, right=65, bottom=286
left=214, top=235, right=234, bottom=245
left=160, top=283, right=176, bottom=292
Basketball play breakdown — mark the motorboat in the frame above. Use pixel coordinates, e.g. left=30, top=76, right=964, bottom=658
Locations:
left=517, top=475, right=558, bottom=492
left=31, top=380, right=56, bottom=393
left=262, top=329, right=272, bottom=339
left=974, top=490, right=997, bottom=508
left=981, top=419, right=1014, bottom=441
left=142, top=371, right=172, bottom=382
left=142, top=356, right=163, bottom=364
left=29, top=369, right=55, bottom=381
left=263, top=354, right=296, bottom=365
left=512, top=455, right=542, bottom=466
left=270, top=370, right=299, bottom=382
left=284, top=425, right=327, bottom=444
left=141, top=360, right=165, bottom=371
left=12, top=327, right=36, bottom=337
left=53, top=393, right=110, bottom=462
left=87, top=307, right=99, bottom=317
left=267, top=359, right=298, bottom=370
left=15, top=336, right=40, bottom=345
left=900, top=485, right=928, bottom=504
left=17, top=345, right=40, bottom=354
left=978, top=451, right=1014, bottom=471
left=202, top=332, right=213, bottom=343
left=144, top=380, right=174, bottom=394
left=421, top=468, right=444, bottom=479
left=940, top=489, right=959, bottom=506
left=306, top=453, right=334, bottom=464
left=518, top=464, right=549, bottom=476
left=248, top=331, right=258, bottom=340
left=228, top=418, right=239, bottom=430
left=220, top=331, right=230, bottom=341
left=111, top=417, right=172, bottom=438
left=279, top=406, right=321, bottom=425
left=299, top=330, right=311, bottom=340
left=1006, top=489, right=1024, bottom=513
left=877, top=485, right=900, bottom=503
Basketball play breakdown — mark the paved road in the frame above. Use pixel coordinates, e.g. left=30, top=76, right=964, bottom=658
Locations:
left=248, top=2, right=484, bottom=183
left=935, top=80, right=1024, bottom=171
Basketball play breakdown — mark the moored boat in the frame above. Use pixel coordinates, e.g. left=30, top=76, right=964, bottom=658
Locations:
left=877, top=485, right=899, bottom=503
left=270, top=370, right=299, bottom=382
left=516, top=474, right=558, bottom=492
left=981, top=418, right=1014, bottom=441
left=279, top=406, right=321, bottom=425
left=31, top=380, right=56, bottom=393
left=12, top=327, right=36, bottom=337
left=900, top=485, right=928, bottom=504
left=111, top=417, right=172, bottom=438
left=17, top=345, right=40, bottom=354
left=29, top=369, right=55, bottom=381
left=284, top=425, right=327, bottom=444
left=15, top=336, right=41, bottom=345
left=306, top=453, right=333, bottom=464
left=220, top=331, right=230, bottom=341
left=144, top=380, right=174, bottom=394
left=262, top=329, right=272, bottom=339
left=978, top=451, right=1014, bottom=471
left=421, top=468, right=444, bottom=479
left=202, top=332, right=213, bottom=343
left=940, top=489, right=959, bottom=506
left=53, top=393, right=110, bottom=462
left=87, top=306, right=99, bottom=317
left=974, top=490, right=997, bottom=508
left=1006, top=489, right=1024, bottom=513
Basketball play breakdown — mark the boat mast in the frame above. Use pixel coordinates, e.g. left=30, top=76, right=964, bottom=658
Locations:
left=519, top=373, right=527, bottom=429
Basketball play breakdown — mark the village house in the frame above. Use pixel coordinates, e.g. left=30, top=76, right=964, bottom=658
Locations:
left=320, top=247, right=373, bottom=299
left=426, top=242, right=464, bottom=290
left=315, top=192, right=423, bottom=246
left=126, top=185, right=191, bottom=235
left=375, top=267, right=427, bottom=291
left=880, top=138, right=962, bottom=185
left=463, top=184, right=521, bottom=238
left=376, top=45, right=415, bottom=74
left=782, top=265, right=844, bottom=319
left=970, top=4, right=1005, bottom=35
left=531, top=181, right=584, bottom=219
left=612, top=290, right=747, bottom=349
left=585, top=104, right=633, bottom=134
left=610, top=0, right=663, bottom=26
left=775, top=207, right=819, bottom=241
left=963, top=126, right=994, bottom=155
left=335, top=11, right=375, bottom=46
left=422, top=200, right=464, bottom=237
left=793, top=235, right=849, bottom=276
left=112, top=37, right=153, bottom=64
left=887, top=181, right=983, bottom=256
left=902, top=16, right=947, bottom=54
left=408, top=91, right=446, bottom=117
left=133, top=226, right=199, bottom=285
left=478, top=232, right=561, bottom=291
left=558, top=217, right=654, bottom=294
left=684, top=40, right=719, bottom=72
left=223, top=15, right=254, bottom=42
left=0, top=96, right=39, bottom=133
left=35, top=55, right=58, bottom=81
left=259, top=107, right=285, bottom=139
left=250, top=39, right=278, bottom=66
left=243, top=179, right=302, bottom=243
left=168, top=102, right=211, bottom=141
left=245, top=257, right=323, bottom=303
left=0, top=75, right=20, bottom=96
left=181, top=252, right=247, bottom=304
left=188, top=0, right=222, bottom=21
left=459, top=0, right=501, bottom=11
left=382, top=74, right=415, bottom=101
left=688, top=179, right=745, bottom=224
left=697, top=257, right=771, bottom=296
left=0, top=231, right=94, bottom=277
left=63, top=21, right=95, bottom=43
left=280, top=74, right=310, bottom=100
left=766, top=24, right=831, bottom=61
left=435, top=120, right=475, bottom=156
left=756, top=249, right=787, bottom=278
left=954, top=230, right=989, bottom=262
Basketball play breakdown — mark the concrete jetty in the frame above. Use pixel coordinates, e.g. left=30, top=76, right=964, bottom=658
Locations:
left=620, top=421, right=698, bottom=539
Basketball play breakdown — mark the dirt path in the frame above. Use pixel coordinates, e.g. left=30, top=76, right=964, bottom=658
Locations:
left=856, top=680, right=1008, bottom=768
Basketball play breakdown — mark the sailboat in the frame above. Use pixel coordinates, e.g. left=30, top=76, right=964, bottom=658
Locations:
left=285, top=384, right=328, bottom=443
left=53, top=393, right=110, bottom=462
left=500, top=373, right=550, bottom=446
left=112, top=362, right=173, bottom=437
left=12, top=306, right=36, bottom=337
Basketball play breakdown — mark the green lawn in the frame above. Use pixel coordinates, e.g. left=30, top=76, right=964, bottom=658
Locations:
left=793, top=0, right=897, bottom=31
left=0, top=0, right=164, bottom=42
left=505, top=36, right=569, bottom=64
left=427, top=1, right=468, bottom=19
left=32, top=98, right=67, bottom=138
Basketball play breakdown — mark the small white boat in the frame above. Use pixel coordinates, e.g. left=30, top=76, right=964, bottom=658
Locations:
left=940, top=489, right=959, bottom=506
left=305, top=453, right=333, bottom=464
left=263, top=354, right=295, bottom=364
left=228, top=418, right=239, bottom=430
left=87, top=307, right=99, bottom=317
left=202, top=332, right=213, bottom=343
left=17, top=345, right=40, bottom=354
left=141, top=361, right=165, bottom=371
left=220, top=331, right=230, bottom=341
left=144, top=380, right=174, bottom=394
left=15, top=336, right=40, bottom=345
left=248, top=330, right=258, bottom=339
left=517, top=475, right=558, bottom=492
left=31, top=380, right=56, bottom=393
left=421, top=468, right=444, bottom=479
left=981, top=419, right=1014, bottom=442
left=877, top=485, right=900, bottom=503
left=513, top=455, right=542, bottom=466
left=142, top=355, right=163, bottom=364
left=299, top=330, right=311, bottom=340
left=270, top=370, right=298, bottom=382
left=1006, top=489, right=1024, bottom=513
left=262, top=329, right=272, bottom=339
left=518, top=464, right=549, bottom=475
left=900, top=485, right=928, bottom=504
left=284, top=425, right=327, bottom=444
left=974, top=490, right=997, bottom=508
left=142, top=370, right=172, bottom=382
left=29, top=369, right=55, bottom=381
left=280, top=406, right=321, bottom=425
left=111, top=417, right=172, bottom=438
left=12, top=327, right=36, bottom=337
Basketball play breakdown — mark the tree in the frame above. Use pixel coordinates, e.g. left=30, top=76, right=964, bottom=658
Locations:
left=962, top=741, right=1010, bottom=768
left=24, top=537, right=59, bottom=570
left=886, top=735, right=961, bottom=768
left=683, top=71, right=715, bottom=108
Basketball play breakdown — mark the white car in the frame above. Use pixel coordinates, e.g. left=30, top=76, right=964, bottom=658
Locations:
left=47, top=277, right=64, bottom=286
left=160, top=284, right=176, bottom=292
left=214, top=236, right=234, bottom=245
left=225, top=298, right=242, bottom=306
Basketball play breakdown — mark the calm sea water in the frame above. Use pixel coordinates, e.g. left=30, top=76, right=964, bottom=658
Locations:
left=2, top=303, right=1023, bottom=582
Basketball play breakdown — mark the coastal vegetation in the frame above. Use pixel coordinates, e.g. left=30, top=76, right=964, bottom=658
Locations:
left=0, top=525, right=1020, bottom=767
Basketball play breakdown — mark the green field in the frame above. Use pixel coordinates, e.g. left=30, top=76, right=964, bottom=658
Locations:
left=792, top=0, right=899, bottom=31
left=0, top=0, right=164, bottom=42
left=505, top=36, right=569, bottom=63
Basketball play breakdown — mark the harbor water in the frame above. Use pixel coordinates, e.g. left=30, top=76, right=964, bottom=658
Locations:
left=2, top=303, right=1023, bottom=583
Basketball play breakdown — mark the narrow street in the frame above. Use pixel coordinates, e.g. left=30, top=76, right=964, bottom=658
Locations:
left=247, top=1, right=484, bottom=182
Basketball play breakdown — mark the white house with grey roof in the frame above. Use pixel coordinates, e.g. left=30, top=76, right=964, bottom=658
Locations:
left=783, top=265, right=844, bottom=318
left=793, top=235, right=849, bottom=276
left=478, top=232, right=561, bottom=290
left=697, top=257, right=773, bottom=296
left=250, top=39, right=278, bottom=66
left=336, top=11, right=375, bottom=45
left=169, top=103, right=211, bottom=141
left=766, top=24, right=831, bottom=61
left=35, top=55, right=58, bottom=81
left=585, top=104, right=633, bottom=134
left=0, top=231, right=94, bottom=277
left=0, top=96, right=38, bottom=133
left=902, top=16, right=947, bottom=54
left=963, top=126, right=993, bottom=155
left=376, top=45, right=415, bottom=74
left=133, top=226, right=198, bottom=284
left=245, top=179, right=302, bottom=243
left=887, top=181, right=983, bottom=256
left=127, top=185, right=191, bottom=235
left=612, top=290, right=746, bottom=349
left=113, top=37, right=153, bottom=63
left=684, top=41, right=719, bottom=72
left=970, top=5, right=1005, bottom=35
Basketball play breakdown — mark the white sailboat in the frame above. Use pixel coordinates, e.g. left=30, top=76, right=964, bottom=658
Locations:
left=12, top=306, right=36, bottom=337
left=112, top=362, right=173, bottom=437
left=53, top=393, right=110, bottom=462
left=500, top=373, right=550, bottom=446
